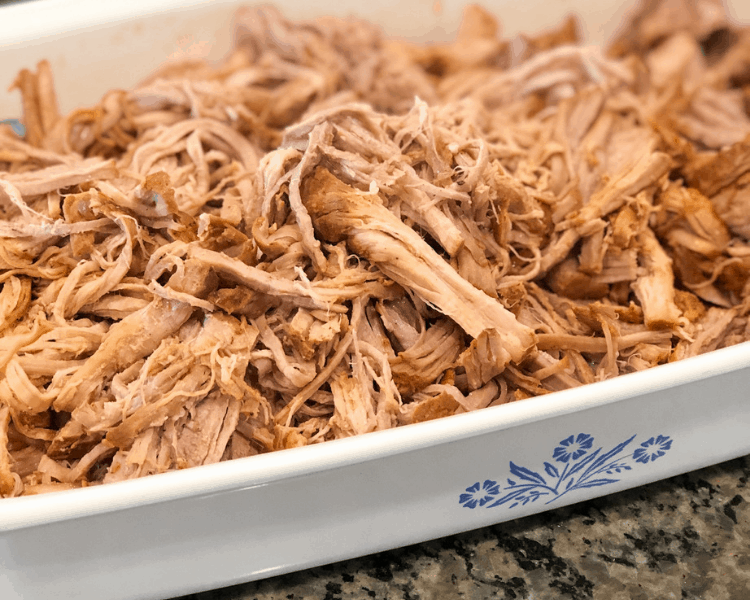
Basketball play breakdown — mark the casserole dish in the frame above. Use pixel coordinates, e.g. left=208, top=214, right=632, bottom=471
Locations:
left=1, top=1, right=750, bottom=599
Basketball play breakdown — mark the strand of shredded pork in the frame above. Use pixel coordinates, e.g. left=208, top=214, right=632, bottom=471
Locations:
left=2, top=0, right=750, bottom=496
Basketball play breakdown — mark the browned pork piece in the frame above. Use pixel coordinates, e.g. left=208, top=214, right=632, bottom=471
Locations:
left=302, top=167, right=536, bottom=388
left=2, top=0, right=750, bottom=497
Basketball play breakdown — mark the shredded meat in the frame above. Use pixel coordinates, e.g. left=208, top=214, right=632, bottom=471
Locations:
left=2, top=1, right=750, bottom=496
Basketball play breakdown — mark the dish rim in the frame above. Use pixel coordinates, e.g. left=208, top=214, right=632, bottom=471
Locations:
left=0, top=0, right=234, bottom=47
left=2, top=340, right=749, bottom=532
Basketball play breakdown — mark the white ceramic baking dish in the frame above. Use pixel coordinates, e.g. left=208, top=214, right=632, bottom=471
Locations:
left=2, top=1, right=750, bottom=599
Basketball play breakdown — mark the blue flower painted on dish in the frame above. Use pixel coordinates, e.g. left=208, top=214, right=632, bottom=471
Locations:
left=459, top=433, right=673, bottom=510
left=552, top=433, right=594, bottom=463
left=459, top=479, right=501, bottom=509
left=633, top=435, right=672, bottom=464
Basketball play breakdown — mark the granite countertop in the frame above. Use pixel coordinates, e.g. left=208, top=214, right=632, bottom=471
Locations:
left=177, top=455, right=750, bottom=600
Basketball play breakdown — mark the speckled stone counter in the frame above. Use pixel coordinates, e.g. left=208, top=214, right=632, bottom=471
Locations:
left=179, top=455, right=750, bottom=600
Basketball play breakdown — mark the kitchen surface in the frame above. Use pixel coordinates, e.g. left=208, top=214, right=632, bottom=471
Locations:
left=181, top=455, right=750, bottom=600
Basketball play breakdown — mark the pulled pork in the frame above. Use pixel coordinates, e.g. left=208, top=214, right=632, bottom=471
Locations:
left=2, top=0, right=750, bottom=496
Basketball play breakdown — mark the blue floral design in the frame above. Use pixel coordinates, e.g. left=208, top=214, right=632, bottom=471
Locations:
left=459, top=433, right=673, bottom=509
left=552, top=433, right=594, bottom=463
left=633, top=435, right=672, bottom=464
left=459, top=479, right=501, bottom=509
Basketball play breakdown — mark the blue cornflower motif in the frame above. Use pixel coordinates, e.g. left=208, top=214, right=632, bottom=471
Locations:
left=459, top=479, right=500, bottom=509
left=553, top=433, right=594, bottom=463
left=633, top=435, right=672, bottom=464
